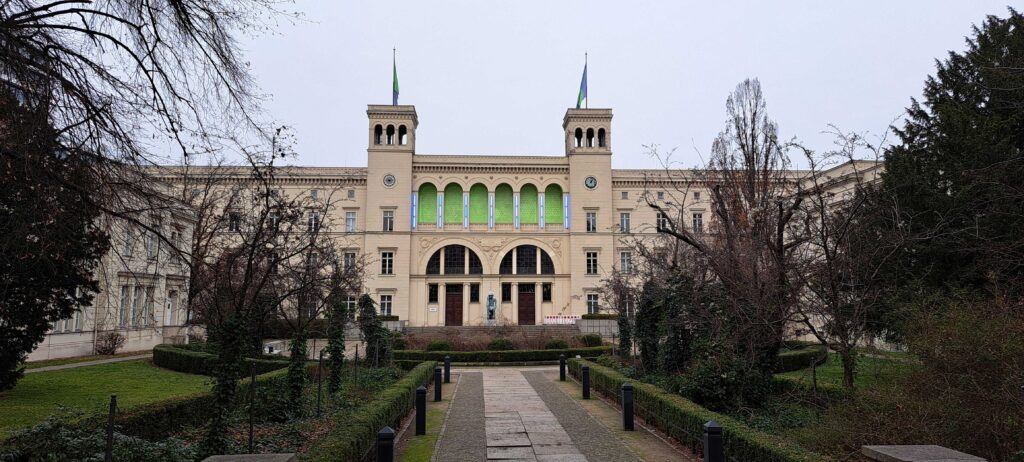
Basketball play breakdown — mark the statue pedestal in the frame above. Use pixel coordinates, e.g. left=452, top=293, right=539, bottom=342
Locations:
left=485, top=319, right=496, bottom=327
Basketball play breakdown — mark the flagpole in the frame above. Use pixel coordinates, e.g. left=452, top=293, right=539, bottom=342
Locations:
left=392, top=47, right=396, bottom=106
left=585, top=52, right=588, bottom=109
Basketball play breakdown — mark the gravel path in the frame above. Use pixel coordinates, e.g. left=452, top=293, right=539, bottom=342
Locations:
left=523, top=370, right=642, bottom=462
left=434, top=371, right=486, bottom=462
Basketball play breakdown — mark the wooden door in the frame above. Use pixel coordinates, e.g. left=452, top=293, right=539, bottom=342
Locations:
left=517, top=283, right=536, bottom=325
left=445, top=284, right=463, bottom=326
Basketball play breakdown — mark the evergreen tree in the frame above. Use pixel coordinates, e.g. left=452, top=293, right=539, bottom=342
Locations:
left=356, top=294, right=389, bottom=366
left=883, top=8, right=1024, bottom=296
left=634, top=280, right=665, bottom=372
left=325, top=285, right=348, bottom=394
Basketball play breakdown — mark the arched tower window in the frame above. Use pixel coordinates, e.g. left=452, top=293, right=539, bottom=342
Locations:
left=374, top=125, right=383, bottom=145
left=468, top=184, right=488, bottom=224
left=586, top=128, right=595, bottom=147
left=544, top=184, right=564, bottom=225
left=574, top=128, right=583, bottom=148
left=598, top=128, right=606, bottom=148
left=398, top=125, right=408, bottom=145
left=386, top=125, right=395, bottom=145
left=425, top=245, right=483, bottom=275
left=417, top=183, right=437, bottom=225
left=519, top=184, right=538, bottom=224
left=443, top=183, right=463, bottom=224
left=494, top=183, right=514, bottom=224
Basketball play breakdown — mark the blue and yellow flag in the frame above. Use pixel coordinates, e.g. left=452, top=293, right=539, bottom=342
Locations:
left=575, top=61, right=587, bottom=109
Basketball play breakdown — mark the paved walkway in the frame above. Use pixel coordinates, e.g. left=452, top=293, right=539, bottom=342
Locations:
left=433, top=367, right=656, bottom=462
left=25, top=354, right=151, bottom=373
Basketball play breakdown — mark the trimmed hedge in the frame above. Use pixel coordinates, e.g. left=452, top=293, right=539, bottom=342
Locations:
left=393, top=346, right=612, bottom=363
left=303, top=361, right=436, bottom=461
left=581, top=313, right=618, bottom=320
left=774, top=345, right=828, bottom=373
left=568, top=359, right=830, bottom=462
left=153, top=344, right=289, bottom=376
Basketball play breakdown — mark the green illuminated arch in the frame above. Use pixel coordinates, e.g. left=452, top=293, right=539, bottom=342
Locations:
left=469, top=184, right=488, bottom=224
left=520, top=184, right=538, bottom=224
left=417, top=183, right=436, bottom=225
left=443, top=183, right=463, bottom=224
left=544, top=184, right=564, bottom=225
left=494, top=183, right=514, bottom=224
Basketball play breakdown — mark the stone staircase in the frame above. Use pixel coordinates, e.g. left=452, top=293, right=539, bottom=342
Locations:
left=404, top=324, right=581, bottom=340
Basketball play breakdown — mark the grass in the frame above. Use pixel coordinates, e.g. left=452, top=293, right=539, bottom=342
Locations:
left=0, top=359, right=209, bottom=436
left=775, top=350, right=911, bottom=389
left=23, top=351, right=149, bottom=370
left=399, top=406, right=447, bottom=462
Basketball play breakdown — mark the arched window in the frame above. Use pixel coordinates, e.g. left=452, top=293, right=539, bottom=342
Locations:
left=574, top=128, right=583, bottom=147
left=386, top=125, right=395, bottom=145
left=417, top=183, right=437, bottom=225
left=374, top=125, right=383, bottom=145
left=520, top=184, right=538, bottom=224
left=498, top=245, right=556, bottom=275
left=425, top=245, right=483, bottom=275
left=494, top=183, right=514, bottom=224
left=468, top=184, right=488, bottom=224
left=544, top=184, right=564, bottom=225
left=598, top=128, right=606, bottom=148
left=443, top=183, right=463, bottom=224
left=398, top=125, right=408, bottom=145
left=586, top=128, right=595, bottom=147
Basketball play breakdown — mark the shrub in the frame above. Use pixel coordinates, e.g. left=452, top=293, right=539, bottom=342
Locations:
left=424, top=340, right=451, bottom=351
left=0, top=413, right=197, bottom=461
left=581, top=313, right=618, bottom=320
left=568, top=359, right=828, bottom=462
left=393, top=346, right=612, bottom=363
left=303, top=362, right=436, bottom=461
left=152, top=344, right=288, bottom=377
left=675, top=355, right=773, bottom=412
left=774, top=345, right=827, bottom=373
left=94, top=332, right=126, bottom=355
left=579, top=333, right=602, bottom=347
left=544, top=339, right=569, bottom=350
left=390, top=332, right=407, bottom=351
left=379, top=315, right=400, bottom=322
left=486, top=338, right=514, bottom=351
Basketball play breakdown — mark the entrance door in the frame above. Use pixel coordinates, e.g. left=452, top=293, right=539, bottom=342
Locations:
left=517, top=283, right=536, bottom=325
left=445, top=284, right=463, bottom=326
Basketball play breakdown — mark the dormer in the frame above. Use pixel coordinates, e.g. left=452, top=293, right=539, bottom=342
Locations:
left=563, top=108, right=612, bottom=156
left=368, top=105, right=418, bottom=153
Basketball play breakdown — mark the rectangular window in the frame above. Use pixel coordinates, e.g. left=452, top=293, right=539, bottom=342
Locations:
left=123, top=227, right=135, bottom=257
left=268, top=212, right=280, bottom=229
left=143, top=286, right=155, bottom=326
left=382, top=210, right=394, bottom=232
left=170, top=229, right=182, bottom=265
left=586, top=251, right=598, bottom=275
left=428, top=283, right=439, bottom=303
left=501, top=283, right=512, bottom=302
left=131, top=285, right=144, bottom=327
left=347, top=189, right=355, bottom=199
left=692, top=213, right=704, bottom=234
left=693, top=191, right=701, bottom=201
left=228, top=212, right=241, bottom=232
left=380, top=251, right=394, bottom=275
left=310, top=189, right=319, bottom=200
left=345, top=295, right=357, bottom=319
left=308, top=212, right=320, bottom=232
left=380, top=295, right=392, bottom=316
left=470, top=283, right=480, bottom=303
left=620, top=251, right=632, bottom=274
left=343, top=252, right=356, bottom=270
left=586, top=212, right=597, bottom=233
left=119, top=286, right=130, bottom=327
left=346, top=211, right=357, bottom=233
left=657, top=191, right=665, bottom=200
left=586, top=293, right=600, bottom=314
left=619, top=212, right=630, bottom=233
left=542, top=283, right=552, bottom=302
left=621, top=191, right=629, bottom=200
left=656, top=212, right=669, bottom=231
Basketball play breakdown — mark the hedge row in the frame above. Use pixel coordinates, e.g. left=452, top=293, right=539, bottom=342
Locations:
left=303, top=361, right=436, bottom=461
left=568, top=359, right=830, bottom=462
left=152, top=344, right=289, bottom=376
left=774, top=345, right=828, bottom=373
left=580, top=313, right=618, bottom=320
left=393, top=346, right=612, bottom=362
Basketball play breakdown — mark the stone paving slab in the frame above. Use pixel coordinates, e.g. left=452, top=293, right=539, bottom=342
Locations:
left=434, top=371, right=487, bottom=462
left=482, top=368, right=585, bottom=461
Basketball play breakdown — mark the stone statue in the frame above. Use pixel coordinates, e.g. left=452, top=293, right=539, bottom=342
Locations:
left=486, top=292, right=497, bottom=323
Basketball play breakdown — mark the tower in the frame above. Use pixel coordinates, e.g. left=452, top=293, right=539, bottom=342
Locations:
left=368, top=104, right=418, bottom=153
left=563, top=108, right=611, bottom=156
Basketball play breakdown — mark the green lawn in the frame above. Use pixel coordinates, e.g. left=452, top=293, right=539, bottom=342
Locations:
left=0, top=359, right=209, bottom=436
left=776, top=350, right=911, bottom=389
left=24, top=351, right=149, bottom=370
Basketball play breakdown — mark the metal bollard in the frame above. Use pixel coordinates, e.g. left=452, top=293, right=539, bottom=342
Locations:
left=559, top=354, right=566, bottom=381
left=622, top=383, right=634, bottom=431
left=444, top=355, right=451, bottom=383
left=582, top=365, right=590, bottom=399
left=105, top=394, right=117, bottom=462
left=434, top=367, right=443, bottom=402
left=415, top=386, right=427, bottom=435
left=703, top=420, right=724, bottom=462
left=376, top=426, right=395, bottom=462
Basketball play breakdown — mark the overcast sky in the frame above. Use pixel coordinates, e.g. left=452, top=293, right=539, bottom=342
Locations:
left=241, top=1, right=1012, bottom=169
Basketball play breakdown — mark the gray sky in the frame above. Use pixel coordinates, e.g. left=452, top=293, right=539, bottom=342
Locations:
left=242, top=1, right=1012, bottom=169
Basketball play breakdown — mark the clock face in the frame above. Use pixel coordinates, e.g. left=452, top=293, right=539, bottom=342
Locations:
left=584, top=176, right=598, bottom=190
left=382, top=174, right=396, bottom=188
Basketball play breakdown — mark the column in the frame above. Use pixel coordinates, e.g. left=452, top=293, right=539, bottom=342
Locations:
left=463, top=282, right=471, bottom=325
